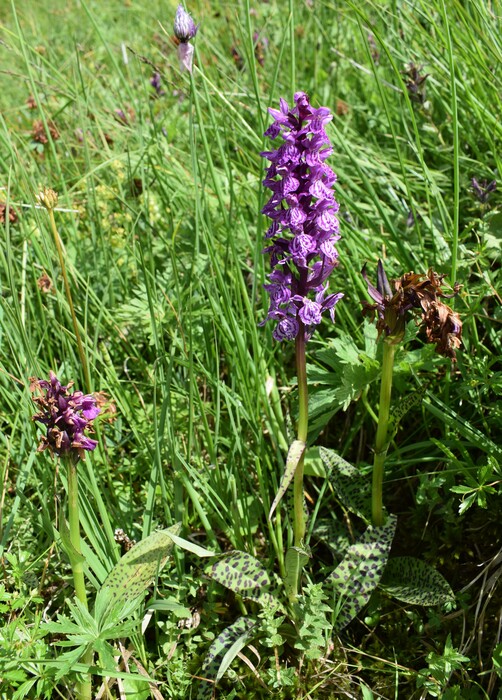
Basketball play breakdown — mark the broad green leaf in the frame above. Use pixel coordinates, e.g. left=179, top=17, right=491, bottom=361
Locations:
left=197, top=617, right=256, bottom=700
left=99, top=523, right=181, bottom=613
left=320, top=446, right=371, bottom=521
left=284, top=546, right=310, bottom=601
left=269, top=440, right=305, bottom=520
left=379, top=556, right=455, bottom=605
left=328, top=514, right=397, bottom=631
left=207, top=551, right=270, bottom=602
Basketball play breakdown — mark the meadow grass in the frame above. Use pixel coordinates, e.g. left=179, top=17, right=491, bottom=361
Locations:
left=0, top=0, right=501, bottom=697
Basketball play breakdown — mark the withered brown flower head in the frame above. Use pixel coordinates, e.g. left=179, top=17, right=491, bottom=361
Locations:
left=403, top=63, right=429, bottom=105
left=37, top=273, right=53, bottom=293
left=32, top=119, right=60, bottom=144
left=362, top=260, right=462, bottom=360
left=0, top=202, right=18, bottom=225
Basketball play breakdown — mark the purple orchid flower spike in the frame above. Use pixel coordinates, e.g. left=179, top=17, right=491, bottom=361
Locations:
left=30, top=372, right=100, bottom=459
left=261, top=92, right=343, bottom=341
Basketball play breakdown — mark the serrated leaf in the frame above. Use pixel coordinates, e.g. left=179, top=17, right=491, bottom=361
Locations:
left=207, top=551, right=270, bottom=602
left=269, top=440, right=305, bottom=520
left=198, top=617, right=256, bottom=700
left=379, top=556, right=455, bottom=605
left=284, top=546, right=310, bottom=601
left=100, top=523, right=181, bottom=613
left=320, top=446, right=371, bottom=521
left=328, top=514, right=397, bottom=630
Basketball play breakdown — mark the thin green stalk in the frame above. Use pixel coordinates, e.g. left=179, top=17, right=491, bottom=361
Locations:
left=65, top=456, right=92, bottom=700
left=372, top=342, right=396, bottom=527
left=293, top=323, right=308, bottom=550
left=46, top=204, right=91, bottom=392
left=440, top=0, right=460, bottom=286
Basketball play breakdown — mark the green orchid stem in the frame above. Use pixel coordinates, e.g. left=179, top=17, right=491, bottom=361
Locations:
left=66, top=456, right=92, bottom=700
left=48, top=207, right=91, bottom=393
left=291, top=323, right=308, bottom=599
left=372, top=342, right=396, bottom=527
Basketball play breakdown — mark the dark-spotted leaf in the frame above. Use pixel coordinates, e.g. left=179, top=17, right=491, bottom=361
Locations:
left=198, top=617, right=256, bottom=700
left=269, top=440, right=305, bottom=520
left=328, top=514, right=397, bottom=631
left=380, top=556, right=455, bottom=605
left=206, top=551, right=270, bottom=603
left=388, top=386, right=426, bottom=441
left=320, top=446, right=371, bottom=521
left=100, top=523, right=181, bottom=610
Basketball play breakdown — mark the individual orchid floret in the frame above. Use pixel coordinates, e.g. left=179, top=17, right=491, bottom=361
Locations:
left=261, top=92, right=343, bottom=341
left=30, top=371, right=100, bottom=458
left=362, top=260, right=462, bottom=359
left=173, top=4, right=198, bottom=73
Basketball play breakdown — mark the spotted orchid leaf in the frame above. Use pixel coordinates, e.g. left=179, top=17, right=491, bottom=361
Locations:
left=206, top=551, right=271, bottom=604
left=197, top=617, right=256, bottom=700
left=320, top=446, right=371, bottom=521
left=328, top=514, right=397, bottom=631
left=379, top=556, right=455, bottom=605
left=98, top=523, right=181, bottom=616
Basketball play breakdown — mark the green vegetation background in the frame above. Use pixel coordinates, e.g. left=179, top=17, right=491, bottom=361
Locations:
left=0, top=0, right=500, bottom=697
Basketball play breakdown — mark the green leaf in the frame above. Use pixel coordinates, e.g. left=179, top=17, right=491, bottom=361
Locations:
left=388, top=385, right=427, bottom=439
left=166, top=532, right=216, bottom=558
left=99, top=523, right=181, bottom=614
left=197, top=617, right=256, bottom=700
left=328, top=515, right=397, bottom=631
left=379, top=557, right=455, bottom=605
left=206, top=551, right=270, bottom=602
left=320, top=446, right=371, bottom=521
left=284, top=546, right=310, bottom=601
left=269, top=440, right=305, bottom=520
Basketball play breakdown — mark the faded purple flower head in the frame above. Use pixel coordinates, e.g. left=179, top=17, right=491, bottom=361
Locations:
left=174, top=4, right=198, bottom=42
left=471, top=177, right=497, bottom=205
left=173, top=5, right=198, bottom=73
left=261, top=92, right=343, bottom=341
left=30, top=372, right=100, bottom=458
left=150, top=71, right=165, bottom=97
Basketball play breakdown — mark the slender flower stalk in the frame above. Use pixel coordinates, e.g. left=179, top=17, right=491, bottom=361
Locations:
left=261, top=93, right=342, bottom=594
left=362, top=260, right=463, bottom=526
left=293, top=323, right=308, bottom=546
left=37, top=188, right=91, bottom=393
left=31, top=372, right=100, bottom=700
left=372, top=342, right=396, bottom=526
